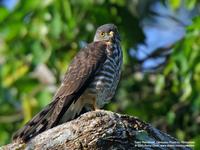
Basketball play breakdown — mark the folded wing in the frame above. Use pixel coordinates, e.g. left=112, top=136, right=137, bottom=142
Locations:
left=12, top=41, right=107, bottom=142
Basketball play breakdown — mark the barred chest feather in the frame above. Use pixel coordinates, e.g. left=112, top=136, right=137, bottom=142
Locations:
left=88, top=42, right=122, bottom=108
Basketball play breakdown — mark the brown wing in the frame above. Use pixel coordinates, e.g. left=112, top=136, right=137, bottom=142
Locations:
left=12, top=41, right=107, bottom=142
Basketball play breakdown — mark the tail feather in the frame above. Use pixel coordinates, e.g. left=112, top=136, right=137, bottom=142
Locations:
left=12, top=100, right=56, bottom=142
left=12, top=95, right=76, bottom=142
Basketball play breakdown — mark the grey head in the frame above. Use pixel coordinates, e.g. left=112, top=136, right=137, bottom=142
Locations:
left=93, top=24, right=121, bottom=43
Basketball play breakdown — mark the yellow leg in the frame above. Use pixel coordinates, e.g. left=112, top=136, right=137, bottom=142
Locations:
left=92, top=97, right=100, bottom=111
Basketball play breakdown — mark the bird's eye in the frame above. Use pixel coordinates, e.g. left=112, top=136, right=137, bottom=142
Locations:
left=100, top=32, right=105, bottom=37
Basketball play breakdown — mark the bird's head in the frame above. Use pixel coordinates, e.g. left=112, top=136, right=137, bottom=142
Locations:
left=93, top=24, right=121, bottom=43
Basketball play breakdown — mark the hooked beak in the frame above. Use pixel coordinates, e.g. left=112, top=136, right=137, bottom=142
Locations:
left=109, top=31, right=121, bottom=42
left=107, top=31, right=114, bottom=43
left=109, top=31, right=114, bottom=37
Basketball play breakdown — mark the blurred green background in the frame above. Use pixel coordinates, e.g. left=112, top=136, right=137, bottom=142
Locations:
left=0, top=0, right=200, bottom=148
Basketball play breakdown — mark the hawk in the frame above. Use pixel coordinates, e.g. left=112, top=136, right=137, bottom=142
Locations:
left=13, top=24, right=123, bottom=142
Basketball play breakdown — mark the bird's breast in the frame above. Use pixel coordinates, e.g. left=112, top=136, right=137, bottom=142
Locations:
left=88, top=43, right=122, bottom=108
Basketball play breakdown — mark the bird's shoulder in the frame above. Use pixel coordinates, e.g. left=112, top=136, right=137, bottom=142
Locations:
left=55, top=41, right=108, bottom=97
left=77, top=41, right=108, bottom=58
left=67, top=41, right=108, bottom=72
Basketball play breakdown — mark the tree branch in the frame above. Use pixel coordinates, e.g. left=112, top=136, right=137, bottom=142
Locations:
left=2, top=110, right=192, bottom=150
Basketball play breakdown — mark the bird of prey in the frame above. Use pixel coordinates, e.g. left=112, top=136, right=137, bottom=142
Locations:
left=13, top=24, right=123, bottom=142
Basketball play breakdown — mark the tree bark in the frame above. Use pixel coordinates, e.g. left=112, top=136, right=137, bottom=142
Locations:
left=2, top=110, right=193, bottom=150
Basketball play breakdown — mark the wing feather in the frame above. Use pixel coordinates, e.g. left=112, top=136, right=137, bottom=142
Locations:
left=13, top=41, right=107, bottom=142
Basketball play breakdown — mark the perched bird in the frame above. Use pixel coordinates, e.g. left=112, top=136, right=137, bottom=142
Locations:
left=13, top=24, right=123, bottom=142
